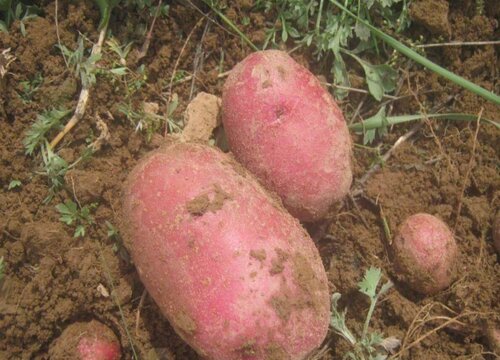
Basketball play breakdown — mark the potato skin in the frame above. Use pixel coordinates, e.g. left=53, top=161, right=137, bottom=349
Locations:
left=121, top=142, right=330, bottom=360
left=392, top=213, right=458, bottom=295
left=48, top=320, right=121, bottom=360
left=222, top=50, right=352, bottom=222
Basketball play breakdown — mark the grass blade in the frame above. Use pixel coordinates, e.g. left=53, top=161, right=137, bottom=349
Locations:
left=349, top=113, right=499, bottom=132
left=330, top=0, right=500, bottom=106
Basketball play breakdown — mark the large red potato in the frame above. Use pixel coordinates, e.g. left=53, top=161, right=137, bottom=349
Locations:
left=121, top=142, right=330, bottom=359
left=48, top=320, right=121, bottom=360
left=392, top=213, right=458, bottom=295
left=222, top=50, right=352, bottom=222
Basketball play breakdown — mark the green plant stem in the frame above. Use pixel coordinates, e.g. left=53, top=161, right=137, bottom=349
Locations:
left=315, top=0, right=325, bottom=33
left=349, top=113, right=499, bottom=132
left=330, top=0, right=500, bottom=105
left=202, top=1, right=258, bottom=51
left=362, top=297, right=377, bottom=340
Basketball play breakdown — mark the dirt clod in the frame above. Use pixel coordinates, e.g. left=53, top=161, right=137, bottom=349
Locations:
left=181, top=92, right=221, bottom=142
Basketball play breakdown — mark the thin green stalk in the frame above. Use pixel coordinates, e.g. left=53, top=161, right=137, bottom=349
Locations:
left=362, top=297, right=377, bottom=340
left=349, top=113, right=499, bottom=132
left=330, top=0, right=500, bottom=105
left=315, top=0, right=325, bottom=33
left=202, top=1, right=259, bottom=51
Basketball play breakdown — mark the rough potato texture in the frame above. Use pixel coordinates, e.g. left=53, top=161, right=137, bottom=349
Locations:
left=121, top=142, right=330, bottom=360
left=392, top=213, right=458, bottom=295
left=48, top=320, right=121, bottom=360
left=222, top=50, right=352, bottom=222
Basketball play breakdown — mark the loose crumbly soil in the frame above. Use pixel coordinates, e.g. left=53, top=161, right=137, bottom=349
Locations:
left=0, top=0, right=498, bottom=359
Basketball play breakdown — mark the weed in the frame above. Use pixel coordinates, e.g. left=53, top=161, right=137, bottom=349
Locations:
left=0, top=256, right=4, bottom=281
left=56, top=199, right=98, bottom=238
left=105, top=220, right=119, bottom=238
left=7, top=179, right=21, bottom=190
left=23, top=108, right=71, bottom=156
left=17, top=72, right=43, bottom=103
left=349, top=112, right=499, bottom=144
left=38, top=144, right=70, bottom=203
left=57, top=36, right=102, bottom=87
left=173, top=69, right=188, bottom=84
left=332, top=0, right=500, bottom=105
left=107, top=37, right=133, bottom=66
left=119, top=94, right=181, bottom=141
left=0, top=1, right=40, bottom=34
left=255, top=0, right=409, bottom=99
left=330, top=267, right=399, bottom=360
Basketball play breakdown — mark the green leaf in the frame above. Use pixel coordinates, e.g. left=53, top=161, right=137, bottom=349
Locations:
left=8, top=179, right=21, bottom=190
left=344, top=51, right=397, bottom=100
left=379, top=280, right=393, bottom=297
left=110, top=67, right=127, bottom=75
left=105, top=220, right=118, bottom=238
left=23, top=108, right=71, bottom=155
left=330, top=293, right=357, bottom=345
left=358, top=267, right=382, bottom=299
left=372, top=64, right=398, bottom=93
left=332, top=54, right=350, bottom=99
left=74, top=225, right=86, bottom=238
left=56, top=200, right=78, bottom=225
left=355, top=20, right=370, bottom=42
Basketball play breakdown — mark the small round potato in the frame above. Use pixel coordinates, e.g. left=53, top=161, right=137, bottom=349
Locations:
left=392, top=213, right=458, bottom=295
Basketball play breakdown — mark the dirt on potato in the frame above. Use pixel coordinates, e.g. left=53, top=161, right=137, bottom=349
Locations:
left=0, top=0, right=498, bottom=359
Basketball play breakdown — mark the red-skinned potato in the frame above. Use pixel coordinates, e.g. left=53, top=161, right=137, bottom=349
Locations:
left=121, top=142, right=330, bottom=360
left=222, top=50, right=352, bottom=222
left=392, top=213, right=458, bottom=295
left=48, top=320, right=121, bottom=360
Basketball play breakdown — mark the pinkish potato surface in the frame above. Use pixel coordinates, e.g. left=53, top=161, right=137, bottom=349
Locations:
left=48, top=320, right=121, bottom=360
left=222, top=50, right=352, bottom=222
left=121, top=142, right=330, bottom=360
left=392, top=213, right=458, bottom=295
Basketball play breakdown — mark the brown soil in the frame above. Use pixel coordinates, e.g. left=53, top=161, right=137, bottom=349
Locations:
left=0, top=0, right=498, bottom=359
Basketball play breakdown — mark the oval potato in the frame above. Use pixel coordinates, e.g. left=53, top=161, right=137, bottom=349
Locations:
left=392, top=213, right=458, bottom=295
left=222, top=50, right=352, bottom=221
left=121, top=142, right=330, bottom=359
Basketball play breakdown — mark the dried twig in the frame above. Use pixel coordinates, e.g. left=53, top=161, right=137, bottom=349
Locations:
left=0, top=48, right=16, bottom=79
left=189, top=20, right=211, bottom=101
left=89, top=114, right=111, bottom=151
left=135, top=289, right=147, bottom=337
left=54, top=0, right=69, bottom=69
left=390, top=311, right=488, bottom=359
left=49, top=26, right=108, bottom=149
left=164, top=16, right=204, bottom=136
left=454, top=108, right=483, bottom=229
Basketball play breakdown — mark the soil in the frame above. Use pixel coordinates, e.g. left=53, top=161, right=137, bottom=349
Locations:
left=0, top=0, right=498, bottom=359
